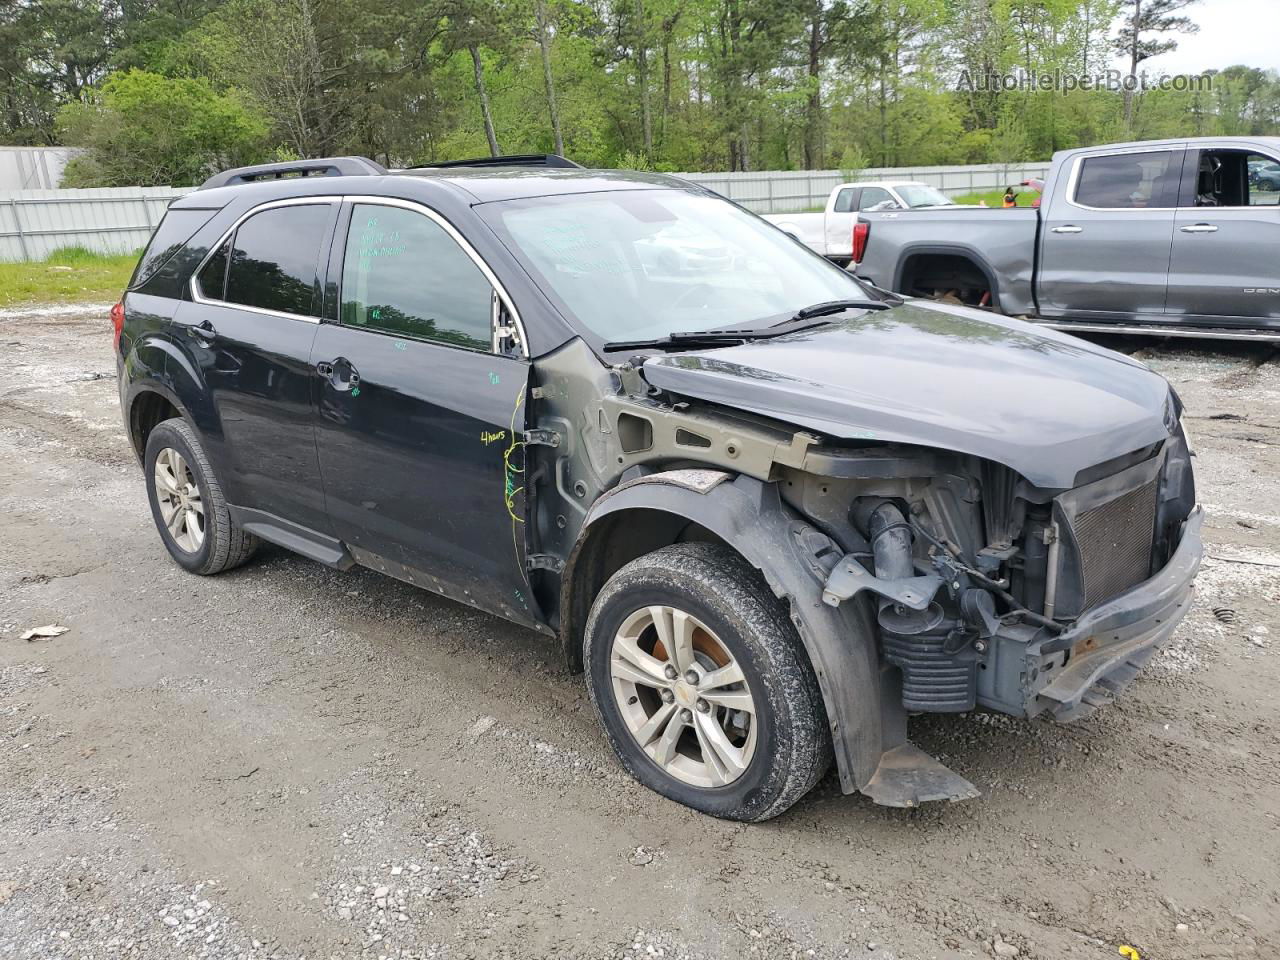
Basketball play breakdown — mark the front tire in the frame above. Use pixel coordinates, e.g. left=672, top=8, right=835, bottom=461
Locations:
left=584, top=543, right=831, bottom=821
left=144, top=418, right=258, bottom=575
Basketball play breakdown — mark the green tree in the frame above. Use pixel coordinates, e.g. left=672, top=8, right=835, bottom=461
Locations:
left=185, top=0, right=356, bottom=157
left=0, top=0, right=123, bottom=143
left=57, top=69, right=270, bottom=185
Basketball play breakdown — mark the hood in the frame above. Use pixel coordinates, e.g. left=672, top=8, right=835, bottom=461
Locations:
left=640, top=301, right=1174, bottom=489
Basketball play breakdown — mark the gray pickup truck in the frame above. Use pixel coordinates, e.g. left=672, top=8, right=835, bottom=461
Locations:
left=853, top=136, right=1280, bottom=338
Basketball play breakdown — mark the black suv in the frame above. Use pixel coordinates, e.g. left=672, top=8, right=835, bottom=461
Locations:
left=117, top=155, right=1202, bottom=820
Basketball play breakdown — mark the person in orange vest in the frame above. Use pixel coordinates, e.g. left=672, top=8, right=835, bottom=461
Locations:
left=1002, top=186, right=1017, bottom=208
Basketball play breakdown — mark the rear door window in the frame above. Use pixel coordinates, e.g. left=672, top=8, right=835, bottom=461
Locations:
left=1074, top=151, right=1181, bottom=208
left=225, top=203, right=332, bottom=317
left=130, top=206, right=219, bottom=288
left=833, top=188, right=857, bottom=212
left=196, top=239, right=230, bottom=300
left=339, top=203, right=494, bottom=351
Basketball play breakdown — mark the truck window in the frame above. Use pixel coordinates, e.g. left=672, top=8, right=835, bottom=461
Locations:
left=858, top=187, right=895, bottom=210
left=339, top=203, right=493, bottom=352
left=895, top=184, right=953, bottom=208
left=1188, top=150, right=1280, bottom=207
left=833, top=188, right=857, bottom=212
left=1074, top=151, right=1180, bottom=209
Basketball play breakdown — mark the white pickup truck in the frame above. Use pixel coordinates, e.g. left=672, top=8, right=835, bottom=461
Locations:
left=763, top=180, right=957, bottom=265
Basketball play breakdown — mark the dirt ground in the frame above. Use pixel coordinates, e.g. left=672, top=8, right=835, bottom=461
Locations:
left=0, top=304, right=1276, bottom=960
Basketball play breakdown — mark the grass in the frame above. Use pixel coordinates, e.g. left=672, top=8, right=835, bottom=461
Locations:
left=0, top=246, right=141, bottom=308
left=951, top=189, right=1038, bottom=207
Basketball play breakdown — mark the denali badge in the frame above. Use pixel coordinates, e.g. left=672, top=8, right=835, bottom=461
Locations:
left=1243, top=288, right=1280, bottom=294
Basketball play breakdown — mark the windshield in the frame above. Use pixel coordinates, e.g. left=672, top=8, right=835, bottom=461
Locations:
left=479, top=189, right=872, bottom=343
left=895, top=184, right=954, bottom=208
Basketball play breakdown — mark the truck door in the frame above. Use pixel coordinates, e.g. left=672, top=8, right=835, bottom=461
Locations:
left=1036, top=147, right=1183, bottom=318
left=1165, top=145, right=1280, bottom=324
left=311, top=199, right=540, bottom=629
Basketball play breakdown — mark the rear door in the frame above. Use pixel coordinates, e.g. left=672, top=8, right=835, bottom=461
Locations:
left=181, top=198, right=336, bottom=534
left=1166, top=145, right=1280, bottom=324
left=311, top=198, right=538, bottom=627
left=1036, top=147, right=1184, bottom=318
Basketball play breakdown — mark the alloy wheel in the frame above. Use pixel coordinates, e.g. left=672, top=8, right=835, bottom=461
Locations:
left=609, top=605, right=758, bottom=788
left=153, top=447, right=205, bottom=553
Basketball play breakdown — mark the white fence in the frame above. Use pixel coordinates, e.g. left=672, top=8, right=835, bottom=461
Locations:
left=0, top=161, right=1052, bottom=262
left=672, top=162, right=1053, bottom=214
left=0, top=186, right=193, bottom=261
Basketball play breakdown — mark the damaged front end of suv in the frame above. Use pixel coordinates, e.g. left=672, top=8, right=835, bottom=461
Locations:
left=526, top=307, right=1202, bottom=808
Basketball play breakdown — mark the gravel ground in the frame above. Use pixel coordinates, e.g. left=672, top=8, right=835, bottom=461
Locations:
left=0, top=306, right=1276, bottom=960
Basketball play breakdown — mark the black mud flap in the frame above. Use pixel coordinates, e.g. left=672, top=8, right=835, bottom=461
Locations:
left=860, top=743, right=981, bottom=808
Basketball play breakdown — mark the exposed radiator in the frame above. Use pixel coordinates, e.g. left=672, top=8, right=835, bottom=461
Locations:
left=1071, top=479, right=1158, bottom=609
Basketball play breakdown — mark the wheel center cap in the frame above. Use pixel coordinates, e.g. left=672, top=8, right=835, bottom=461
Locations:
left=673, top=680, right=696, bottom=708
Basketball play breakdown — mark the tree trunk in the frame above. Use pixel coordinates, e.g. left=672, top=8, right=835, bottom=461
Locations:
left=1123, top=0, right=1141, bottom=130
left=635, top=0, right=653, bottom=156
left=469, top=44, right=501, bottom=157
left=727, top=0, right=745, bottom=170
left=877, top=63, right=888, bottom=166
left=803, top=12, right=822, bottom=169
left=534, top=0, right=564, bottom=155
left=659, top=10, right=681, bottom=144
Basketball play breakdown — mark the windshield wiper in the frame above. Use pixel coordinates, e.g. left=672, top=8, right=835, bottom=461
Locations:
left=853, top=280, right=906, bottom=305
left=789, top=298, right=893, bottom=322
left=603, top=316, right=836, bottom=353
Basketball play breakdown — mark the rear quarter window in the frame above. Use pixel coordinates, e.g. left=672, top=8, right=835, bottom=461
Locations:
left=129, top=206, right=220, bottom=288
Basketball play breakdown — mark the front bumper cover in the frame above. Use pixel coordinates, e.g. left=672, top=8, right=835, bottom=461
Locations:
left=1029, top=505, right=1204, bottom=720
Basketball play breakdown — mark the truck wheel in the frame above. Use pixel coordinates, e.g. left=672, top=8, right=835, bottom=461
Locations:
left=144, top=418, right=258, bottom=576
left=584, top=542, right=831, bottom=821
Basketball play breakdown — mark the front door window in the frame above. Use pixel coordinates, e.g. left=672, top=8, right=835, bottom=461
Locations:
left=340, top=204, right=494, bottom=350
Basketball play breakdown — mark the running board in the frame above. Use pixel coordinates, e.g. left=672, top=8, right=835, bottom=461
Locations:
left=1034, top=320, right=1280, bottom=343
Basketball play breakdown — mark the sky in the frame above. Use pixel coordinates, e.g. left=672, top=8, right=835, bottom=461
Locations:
left=1113, top=0, right=1280, bottom=75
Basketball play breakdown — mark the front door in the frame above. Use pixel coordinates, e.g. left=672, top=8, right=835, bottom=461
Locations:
left=1166, top=146, right=1280, bottom=324
left=178, top=199, right=336, bottom=533
left=312, top=199, right=538, bottom=627
left=1036, top=147, right=1183, bottom=318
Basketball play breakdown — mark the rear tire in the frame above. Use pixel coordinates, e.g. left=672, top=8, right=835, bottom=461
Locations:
left=144, top=418, right=258, bottom=575
left=584, top=542, right=831, bottom=821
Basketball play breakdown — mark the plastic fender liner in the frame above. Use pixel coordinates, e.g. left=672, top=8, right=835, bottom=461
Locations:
left=563, top=470, right=889, bottom=794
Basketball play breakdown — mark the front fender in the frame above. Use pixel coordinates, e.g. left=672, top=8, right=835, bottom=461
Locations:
left=564, top=471, right=890, bottom=794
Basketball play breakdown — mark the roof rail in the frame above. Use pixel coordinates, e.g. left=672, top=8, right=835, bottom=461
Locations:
left=414, top=154, right=583, bottom=170
left=198, top=156, right=388, bottom=190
